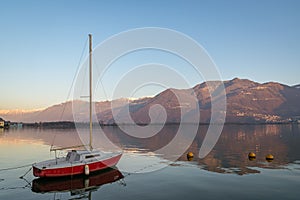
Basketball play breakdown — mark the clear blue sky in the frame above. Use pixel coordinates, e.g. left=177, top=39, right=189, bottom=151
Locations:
left=0, top=0, right=299, bottom=110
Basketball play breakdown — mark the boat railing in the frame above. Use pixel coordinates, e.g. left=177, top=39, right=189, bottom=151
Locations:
left=50, top=145, right=88, bottom=152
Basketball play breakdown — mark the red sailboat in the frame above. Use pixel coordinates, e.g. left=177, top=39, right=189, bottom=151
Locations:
left=33, top=34, right=122, bottom=177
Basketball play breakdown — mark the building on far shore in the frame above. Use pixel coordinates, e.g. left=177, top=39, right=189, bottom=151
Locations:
left=291, top=116, right=300, bottom=124
left=0, top=117, right=10, bottom=128
left=0, top=118, right=5, bottom=128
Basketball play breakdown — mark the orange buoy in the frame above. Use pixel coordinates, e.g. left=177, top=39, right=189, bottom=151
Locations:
left=187, top=157, right=193, bottom=161
left=187, top=152, right=194, bottom=160
left=266, top=154, right=274, bottom=162
left=248, top=152, right=256, bottom=160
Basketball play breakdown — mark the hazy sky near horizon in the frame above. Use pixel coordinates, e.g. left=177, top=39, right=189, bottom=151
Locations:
left=0, top=0, right=299, bottom=110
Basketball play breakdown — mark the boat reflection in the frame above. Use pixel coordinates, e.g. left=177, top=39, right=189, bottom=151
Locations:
left=32, top=167, right=124, bottom=197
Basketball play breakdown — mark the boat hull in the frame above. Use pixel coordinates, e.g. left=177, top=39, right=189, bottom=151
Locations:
left=32, top=167, right=123, bottom=193
left=33, top=153, right=122, bottom=178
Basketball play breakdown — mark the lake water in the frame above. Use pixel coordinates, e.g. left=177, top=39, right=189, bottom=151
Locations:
left=0, top=124, right=300, bottom=199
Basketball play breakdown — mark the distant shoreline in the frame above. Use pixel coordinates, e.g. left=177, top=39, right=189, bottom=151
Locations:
left=13, top=121, right=299, bottom=129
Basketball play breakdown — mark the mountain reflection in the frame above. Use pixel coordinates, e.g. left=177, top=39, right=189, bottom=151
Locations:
left=200, top=124, right=299, bottom=174
left=102, top=124, right=300, bottom=175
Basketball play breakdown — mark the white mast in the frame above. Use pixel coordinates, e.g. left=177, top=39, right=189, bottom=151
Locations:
left=89, top=34, right=93, bottom=151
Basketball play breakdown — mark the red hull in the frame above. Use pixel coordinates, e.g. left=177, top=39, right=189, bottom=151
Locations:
left=33, top=154, right=122, bottom=177
left=32, top=168, right=123, bottom=193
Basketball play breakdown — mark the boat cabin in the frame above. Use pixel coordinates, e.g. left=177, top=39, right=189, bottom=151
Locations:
left=66, top=150, right=102, bottom=163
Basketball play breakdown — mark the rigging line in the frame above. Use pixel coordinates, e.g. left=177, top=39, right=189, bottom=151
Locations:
left=79, top=62, right=88, bottom=99
left=59, top=37, right=89, bottom=121
left=92, top=54, right=109, bottom=102
left=50, top=37, right=88, bottom=149
left=78, top=35, right=91, bottom=102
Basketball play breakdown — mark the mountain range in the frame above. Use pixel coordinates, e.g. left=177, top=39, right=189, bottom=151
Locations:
left=1, top=78, right=300, bottom=124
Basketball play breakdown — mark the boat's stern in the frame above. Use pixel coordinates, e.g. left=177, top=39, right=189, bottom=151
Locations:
left=33, top=164, right=45, bottom=177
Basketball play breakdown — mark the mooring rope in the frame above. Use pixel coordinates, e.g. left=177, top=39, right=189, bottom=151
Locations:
left=121, top=160, right=173, bottom=178
left=19, top=167, right=32, bottom=179
left=0, top=182, right=31, bottom=191
left=0, top=163, right=33, bottom=172
left=0, top=165, right=33, bottom=191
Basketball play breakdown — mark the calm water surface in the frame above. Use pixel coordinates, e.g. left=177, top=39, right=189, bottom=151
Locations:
left=0, top=124, right=300, bottom=200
